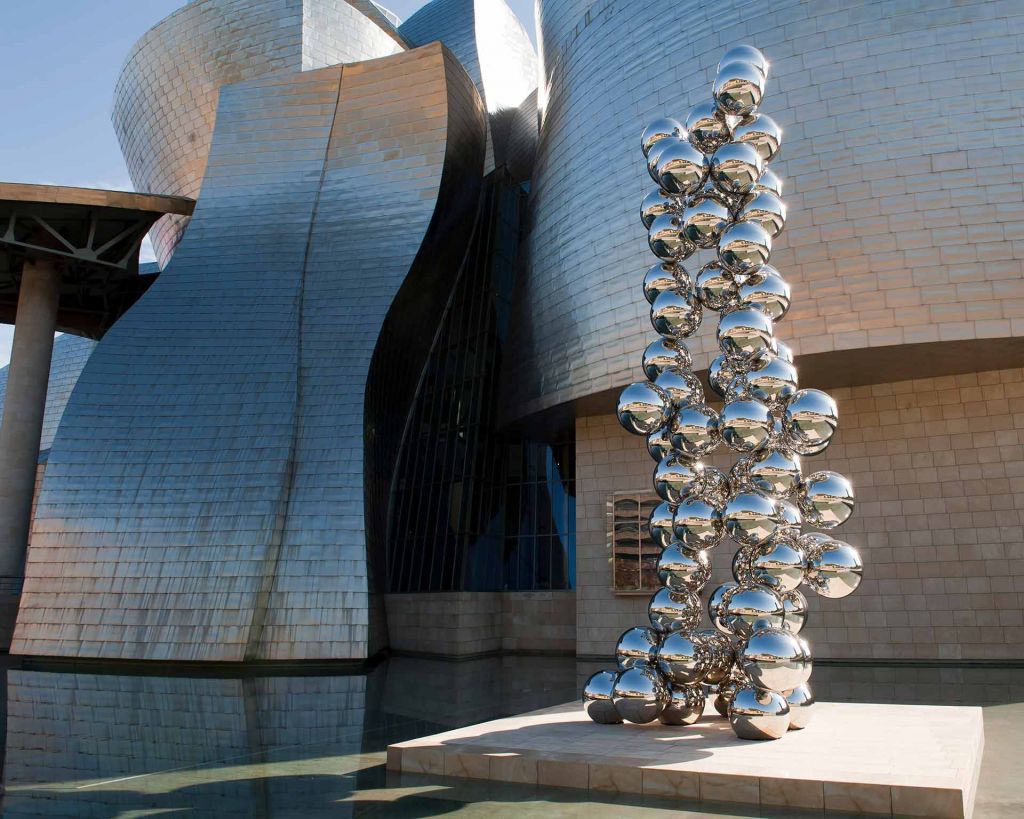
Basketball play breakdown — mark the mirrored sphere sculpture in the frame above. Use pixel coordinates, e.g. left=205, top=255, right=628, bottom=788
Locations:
left=588, top=44, right=864, bottom=741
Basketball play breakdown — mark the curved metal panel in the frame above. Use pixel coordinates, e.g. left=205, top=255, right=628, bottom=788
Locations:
left=505, top=0, right=1024, bottom=421
left=14, top=44, right=485, bottom=662
left=112, top=0, right=403, bottom=268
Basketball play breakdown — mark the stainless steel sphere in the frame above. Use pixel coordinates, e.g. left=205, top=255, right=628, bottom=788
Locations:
left=659, top=683, right=706, bottom=726
left=718, top=306, right=775, bottom=361
left=583, top=670, right=623, bottom=724
left=648, top=212, right=692, bottom=261
left=739, top=447, right=802, bottom=497
left=647, top=136, right=680, bottom=184
left=685, top=100, right=733, bottom=154
left=786, top=683, right=814, bottom=730
left=648, top=501, right=676, bottom=549
left=657, top=139, right=709, bottom=196
left=784, top=388, right=838, bottom=453
left=740, top=626, right=812, bottom=692
left=729, top=686, right=791, bottom=740
left=805, top=538, right=863, bottom=598
left=731, top=544, right=756, bottom=584
left=774, top=338, right=794, bottom=363
left=616, top=626, right=662, bottom=669
left=670, top=404, right=720, bottom=458
left=695, top=261, right=738, bottom=311
left=648, top=587, right=702, bottom=633
left=733, top=112, right=781, bottom=163
left=701, top=465, right=731, bottom=507
left=617, top=381, right=671, bottom=434
left=714, top=61, right=765, bottom=117
left=654, top=368, right=703, bottom=407
left=708, top=354, right=736, bottom=397
left=716, top=583, right=786, bottom=637
left=746, top=353, right=799, bottom=407
left=709, top=141, right=764, bottom=196
left=754, top=167, right=783, bottom=196
left=673, top=496, right=724, bottom=551
left=643, top=261, right=683, bottom=303
left=713, top=670, right=746, bottom=717
left=738, top=190, right=787, bottom=238
left=799, top=470, right=855, bottom=529
left=682, top=194, right=731, bottom=249
left=718, top=221, right=772, bottom=277
left=724, top=490, right=781, bottom=547
left=748, top=538, right=807, bottom=592
left=738, top=266, right=790, bottom=320
left=719, top=45, right=769, bottom=79
left=641, top=117, right=685, bottom=157
left=612, top=663, right=668, bottom=724
left=642, top=337, right=692, bottom=380
left=719, top=398, right=773, bottom=452
left=654, top=454, right=704, bottom=504
left=707, top=581, right=738, bottom=632
left=651, top=288, right=702, bottom=337
left=657, top=541, right=712, bottom=592
left=646, top=425, right=674, bottom=462
left=640, top=188, right=676, bottom=230
left=696, top=629, right=736, bottom=684
left=778, top=497, right=803, bottom=534
left=780, top=589, right=808, bottom=633
left=655, top=630, right=711, bottom=685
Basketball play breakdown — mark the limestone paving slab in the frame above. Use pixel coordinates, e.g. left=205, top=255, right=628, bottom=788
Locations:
left=388, top=700, right=984, bottom=817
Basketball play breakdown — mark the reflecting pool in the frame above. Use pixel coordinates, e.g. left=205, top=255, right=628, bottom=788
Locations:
left=0, top=655, right=1021, bottom=817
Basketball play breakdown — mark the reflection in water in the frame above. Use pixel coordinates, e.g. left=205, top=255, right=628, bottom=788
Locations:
left=0, top=655, right=1019, bottom=817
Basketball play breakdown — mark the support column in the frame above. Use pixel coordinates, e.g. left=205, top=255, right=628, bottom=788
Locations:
left=0, top=257, right=60, bottom=605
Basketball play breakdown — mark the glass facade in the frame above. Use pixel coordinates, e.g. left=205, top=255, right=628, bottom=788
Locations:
left=609, top=493, right=661, bottom=593
left=386, top=171, right=575, bottom=594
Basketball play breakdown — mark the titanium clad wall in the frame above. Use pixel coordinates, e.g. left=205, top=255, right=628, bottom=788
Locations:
left=257, top=45, right=485, bottom=660
left=506, top=0, right=1024, bottom=421
left=14, top=44, right=485, bottom=662
left=15, top=66, right=342, bottom=661
left=112, top=0, right=402, bottom=267
left=0, top=334, right=96, bottom=456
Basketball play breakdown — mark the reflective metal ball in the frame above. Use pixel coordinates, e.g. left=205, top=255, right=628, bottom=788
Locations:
left=673, top=496, right=724, bottom=551
left=700, top=466, right=731, bottom=507
left=655, top=630, right=710, bottom=684
left=643, top=261, right=684, bottom=303
left=717, top=583, right=786, bottom=637
left=740, top=626, right=812, bottom=692
left=799, top=470, right=855, bottom=529
left=732, top=112, right=781, bottom=163
left=710, top=141, right=765, bottom=196
left=781, top=589, right=808, bottom=633
left=729, top=686, right=790, bottom=740
left=642, top=337, right=692, bottom=380
left=659, top=683, right=706, bottom=725
left=749, top=537, right=807, bottom=593
left=724, top=490, right=781, bottom=547
left=719, top=398, right=774, bottom=452
left=685, top=100, right=734, bottom=154
left=654, top=454, right=704, bottom=504
left=719, top=45, right=769, bottom=79
left=806, top=538, right=863, bottom=598
left=737, top=266, right=791, bottom=320
left=649, top=501, right=676, bottom=549
left=651, top=288, right=702, bottom=337
left=646, top=425, right=674, bottom=462
left=714, top=61, right=765, bottom=117
left=655, top=367, right=703, bottom=407
left=708, top=581, right=738, bottom=632
left=784, top=388, right=838, bottom=453
left=753, top=167, right=783, bottom=196
left=583, top=670, right=623, bottom=724
left=648, top=212, right=692, bottom=261
left=718, top=220, right=772, bottom=277
left=613, top=663, right=668, bottom=724
left=718, top=306, right=775, bottom=361
left=657, top=139, right=709, bottom=196
left=746, top=353, right=799, bottom=407
left=708, top=354, right=736, bottom=397
left=617, top=381, right=671, bottom=434
left=670, top=404, right=720, bottom=458
left=641, top=117, right=685, bottom=157
left=616, top=626, right=662, bottom=669
left=695, top=261, right=738, bottom=311
left=786, top=683, right=814, bottom=730
left=657, top=541, right=712, bottom=591
left=743, top=447, right=802, bottom=497
left=682, top=191, right=731, bottom=248
left=640, top=188, right=676, bottom=229
left=738, top=190, right=787, bottom=238
left=648, top=587, right=702, bottom=633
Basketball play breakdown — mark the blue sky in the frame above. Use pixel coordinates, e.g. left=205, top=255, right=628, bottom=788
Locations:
left=0, top=0, right=536, bottom=366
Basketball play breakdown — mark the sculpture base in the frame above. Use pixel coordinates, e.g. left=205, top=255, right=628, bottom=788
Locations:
left=387, top=700, right=984, bottom=817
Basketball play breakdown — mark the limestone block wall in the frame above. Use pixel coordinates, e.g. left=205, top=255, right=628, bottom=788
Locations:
left=576, top=367, right=1024, bottom=661
left=506, top=0, right=1024, bottom=421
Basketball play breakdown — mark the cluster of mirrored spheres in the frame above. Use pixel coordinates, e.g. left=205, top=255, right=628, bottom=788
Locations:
left=582, top=45, right=865, bottom=741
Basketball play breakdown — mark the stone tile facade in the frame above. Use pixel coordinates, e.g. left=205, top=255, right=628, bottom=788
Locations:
left=577, top=367, right=1024, bottom=661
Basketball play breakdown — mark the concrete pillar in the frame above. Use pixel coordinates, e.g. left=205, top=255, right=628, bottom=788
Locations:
left=0, top=258, right=60, bottom=583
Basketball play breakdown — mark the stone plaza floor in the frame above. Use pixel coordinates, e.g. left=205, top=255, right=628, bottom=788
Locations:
left=0, top=655, right=1021, bottom=817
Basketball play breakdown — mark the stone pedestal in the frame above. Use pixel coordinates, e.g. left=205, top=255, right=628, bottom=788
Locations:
left=387, top=700, right=984, bottom=818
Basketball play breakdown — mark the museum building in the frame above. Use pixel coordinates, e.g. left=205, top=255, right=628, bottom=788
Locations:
left=1, top=0, right=1022, bottom=664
